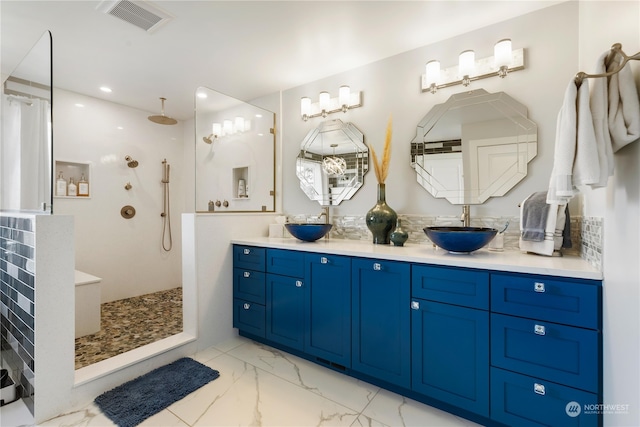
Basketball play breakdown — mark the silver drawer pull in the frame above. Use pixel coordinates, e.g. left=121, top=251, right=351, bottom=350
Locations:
left=321, top=257, right=328, bottom=264
left=373, top=263, right=382, bottom=271
left=411, top=301, right=420, bottom=310
left=534, top=324, right=546, bottom=336
left=243, top=248, right=251, bottom=255
left=295, top=280, right=303, bottom=287
left=534, top=282, right=545, bottom=293
left=243, top=271, right=251, bottom=278
left=243, top=303, right=251, bottom=310
left=534, top=383, right=546, bottom=395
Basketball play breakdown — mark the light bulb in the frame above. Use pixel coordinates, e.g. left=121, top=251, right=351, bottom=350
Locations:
left=319, top=91, right=331, bottom=116
left=339, top=85, right=351, bottom=111
left=458, top=50, right=475, bottom=78
left=300, top=97, right=311, bottom=119
left=212, top=123, right=222, bottom=138
left=494, top=39, right=512, bottom=77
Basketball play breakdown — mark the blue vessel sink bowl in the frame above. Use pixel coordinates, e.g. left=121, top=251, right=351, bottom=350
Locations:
left=285, top=224, right=333, bottom=242
left=424, top=226, right=497, bottom=253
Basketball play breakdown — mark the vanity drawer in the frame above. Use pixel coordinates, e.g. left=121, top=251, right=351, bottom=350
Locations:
left=491, top=368, right=599, bottom=427
left=491, top=313, right=599, bottom=392
left=233, top=268, right=265, bottom=304
left=233, top=298, right=265, bottom=338
left=491, top=273, right=601, bottom=329
left=266, top=248, right=305, bottom=277
left=412, top=265, right=488, bottom=309
left=233, top=245, right=266, bottom=272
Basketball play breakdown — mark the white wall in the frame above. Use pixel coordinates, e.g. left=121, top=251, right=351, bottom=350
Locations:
left=281, top=2, right=579, bottom=220
left=53, top=89, right=185, bottom=303
left=579, top=2, right=640, bottom=426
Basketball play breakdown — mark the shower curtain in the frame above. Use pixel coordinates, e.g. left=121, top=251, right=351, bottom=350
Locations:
left=1, top=95, right=51, bottom=211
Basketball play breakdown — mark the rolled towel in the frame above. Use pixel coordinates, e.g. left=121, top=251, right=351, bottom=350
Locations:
left=607, top=53, right=640, bottom=153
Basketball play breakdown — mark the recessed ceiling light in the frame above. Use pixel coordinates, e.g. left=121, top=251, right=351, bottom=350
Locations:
left=75, top=103, right=85, bottom=108
left=117, top=126, right=124, bottom=130
left=100, top=86, right=112, bottom=93
left=255, top=114, right=263, bottom=118
left=197, top=92, right=207, bottom=99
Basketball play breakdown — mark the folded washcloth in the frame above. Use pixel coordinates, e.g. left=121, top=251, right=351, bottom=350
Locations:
left=547, top=78, right=599, bottom=204
left=607, top=52, right=640, bottom=153
left=521, top=192, right=550, bottom=242
left=519, top=194, right=568, bottom=256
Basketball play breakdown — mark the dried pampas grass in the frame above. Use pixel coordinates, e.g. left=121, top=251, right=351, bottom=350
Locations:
left=370, top=116, right=393, bottom=183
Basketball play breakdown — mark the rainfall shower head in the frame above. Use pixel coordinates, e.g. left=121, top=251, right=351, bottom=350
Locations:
left=148, top=97, right=178, bottom=125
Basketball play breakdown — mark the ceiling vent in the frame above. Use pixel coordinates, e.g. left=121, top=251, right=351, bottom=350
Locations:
left=97, top=0, right=173, bottom=33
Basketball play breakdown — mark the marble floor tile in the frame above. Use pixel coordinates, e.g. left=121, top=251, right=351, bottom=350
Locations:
left=42, top=336, right=479, bottom=427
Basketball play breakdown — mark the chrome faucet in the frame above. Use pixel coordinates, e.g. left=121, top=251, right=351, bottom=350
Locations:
left=460, top=205, right=470, bottom=227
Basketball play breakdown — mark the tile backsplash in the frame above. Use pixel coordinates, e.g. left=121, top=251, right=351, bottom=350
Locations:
left=0, top=214, right=36, bottom=414
left=287, top=213, right=604, bottom=271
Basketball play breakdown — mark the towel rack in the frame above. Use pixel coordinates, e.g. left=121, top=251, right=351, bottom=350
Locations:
left=574, top=43, right=640, bottom=87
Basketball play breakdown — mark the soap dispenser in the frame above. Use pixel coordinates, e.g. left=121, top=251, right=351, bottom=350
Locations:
left=56, top=171, right=67, bottom=196
left=78, top=173, right=89, bottom=197
left=67, top=177, right=77, bottom=197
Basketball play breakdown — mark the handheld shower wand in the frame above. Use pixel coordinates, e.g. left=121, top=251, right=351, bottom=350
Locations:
left=161, top=159, right=172, bottom=251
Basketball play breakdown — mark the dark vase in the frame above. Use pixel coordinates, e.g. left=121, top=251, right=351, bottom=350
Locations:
left=366, top=183, right=397, bottom=244
left=390, top=218, right=409, bottom=247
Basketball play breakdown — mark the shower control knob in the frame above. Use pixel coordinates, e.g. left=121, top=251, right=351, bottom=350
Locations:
left=121, top=205, right=136, bottom=219
left=215, top=200, right=221, bottom=207
left=223, top=200, right=229, bottom=207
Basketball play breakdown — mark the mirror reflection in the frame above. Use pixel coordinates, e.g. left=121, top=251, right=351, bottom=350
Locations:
left=1, top=31, right=52, bottom=212
left=195, top=86, right=276, bottom=213
left=411, top=89, right=537, bottom=204
left=296, top=119, right=368, bottom=206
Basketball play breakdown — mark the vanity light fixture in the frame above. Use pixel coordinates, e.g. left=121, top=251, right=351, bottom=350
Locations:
left=300, top=86, right=363, bottom=121
left=422, top=39, right=524, bottom=93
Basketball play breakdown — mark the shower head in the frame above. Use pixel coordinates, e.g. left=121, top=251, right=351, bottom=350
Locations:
left=125, top=155, right=139, bottom=168
left=203, top=134, right=214, bottom=144
left=148, top=97, right=178, bottom=125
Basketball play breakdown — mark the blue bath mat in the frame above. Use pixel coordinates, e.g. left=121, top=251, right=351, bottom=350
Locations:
left=94, top=357, right=219, bottom=427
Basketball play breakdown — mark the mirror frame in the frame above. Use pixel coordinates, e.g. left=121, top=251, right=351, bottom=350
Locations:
left=411, top=89, right=537, bottom=204
left=296, top=119, right=368, bottom=206
left=195, top=86, right=276, bottom=213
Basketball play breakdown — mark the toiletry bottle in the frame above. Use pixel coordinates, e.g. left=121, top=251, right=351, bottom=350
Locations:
left=78, top=173, right=89, bottom=196
left=238, top=179, right=246, bottom=197
left=67, top=177, right=77, bottom=197
left=56, top=171, right=67, bottom=196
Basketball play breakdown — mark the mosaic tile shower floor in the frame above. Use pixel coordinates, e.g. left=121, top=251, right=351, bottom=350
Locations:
left=74, top=287, right=183, bottom=369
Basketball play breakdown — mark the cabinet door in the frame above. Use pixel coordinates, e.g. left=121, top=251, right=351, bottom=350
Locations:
left=411, top=299, right=489, bottom=417
left=305, top=253, right=351, bottom=368
left=352, top=258, right=411, bottom=388
left=266, top=273, right=305, bottom=351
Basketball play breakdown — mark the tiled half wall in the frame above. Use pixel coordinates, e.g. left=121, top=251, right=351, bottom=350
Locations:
left=0, top=215, right=35, bottom=414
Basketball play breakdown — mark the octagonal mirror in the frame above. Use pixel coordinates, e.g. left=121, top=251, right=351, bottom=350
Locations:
left=296, top=119, right=368, bottom=206
left=411, top=89, right=537, bottom=204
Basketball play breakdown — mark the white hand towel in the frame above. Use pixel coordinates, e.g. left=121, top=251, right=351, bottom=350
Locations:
left=607, top=54, right=640, bottom=153
left=590, top=51, right=615, bottom=187
left=547, top=78, right=599, bottom=204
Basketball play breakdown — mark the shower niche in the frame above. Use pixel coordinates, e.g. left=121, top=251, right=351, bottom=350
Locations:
left=54, top=160, right=91, bottom=198
left=233, top=166, right=249, bottom=199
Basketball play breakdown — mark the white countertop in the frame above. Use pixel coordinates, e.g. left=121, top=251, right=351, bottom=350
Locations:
left=231, top=237, right=603, bottom=281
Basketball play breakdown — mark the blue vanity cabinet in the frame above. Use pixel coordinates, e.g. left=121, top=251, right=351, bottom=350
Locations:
left=265, top=249, right=306, bottom=351
left=304, top=253, right=351, bottom=368
left=411, top=266, right=490, bottom=417
left=351, top=258, right=411, bottom=389
left=233, top=245, right=266, bottom=337
left=490, top=272, right=602, bottom=427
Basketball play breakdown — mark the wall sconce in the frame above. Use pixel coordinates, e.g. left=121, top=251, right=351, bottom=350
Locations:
left=421, top=39, right=524, bottom=93
left=301, top=86, right=362, bottom=121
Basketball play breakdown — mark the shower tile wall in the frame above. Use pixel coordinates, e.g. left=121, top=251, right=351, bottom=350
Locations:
left=0, top=214, right=35, bottom=414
